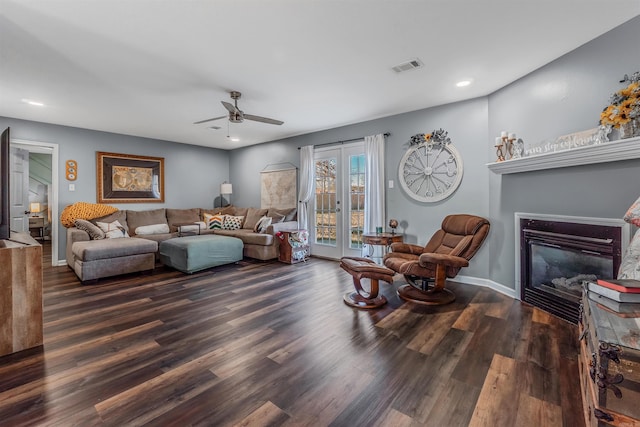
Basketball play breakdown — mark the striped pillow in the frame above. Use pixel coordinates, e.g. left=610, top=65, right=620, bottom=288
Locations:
left=203, top=213, right=226, bottom=229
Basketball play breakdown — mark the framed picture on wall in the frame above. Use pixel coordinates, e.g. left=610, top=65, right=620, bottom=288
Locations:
left=96, top=152, right=164, bottom=203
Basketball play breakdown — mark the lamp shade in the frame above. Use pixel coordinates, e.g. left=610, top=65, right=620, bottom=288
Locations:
left=220, top=183, right=233, bottom=195
left=30, top=202, right=41, bottom=214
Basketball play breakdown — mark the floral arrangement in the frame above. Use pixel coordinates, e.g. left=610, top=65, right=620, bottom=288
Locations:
left=600, top=71, right=640, bottom=128
left=409, top=128, right=451, bottom=146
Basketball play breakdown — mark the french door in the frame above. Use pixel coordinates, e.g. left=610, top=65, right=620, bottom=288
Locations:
left=310, top=143, right=365, bottom=260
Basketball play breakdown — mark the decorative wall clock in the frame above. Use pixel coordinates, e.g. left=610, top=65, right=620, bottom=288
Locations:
left=398, top=129, right=463, bottom=203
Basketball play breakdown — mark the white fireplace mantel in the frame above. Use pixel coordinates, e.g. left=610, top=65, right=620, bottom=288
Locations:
left=487, top=135, right=640, bottom=174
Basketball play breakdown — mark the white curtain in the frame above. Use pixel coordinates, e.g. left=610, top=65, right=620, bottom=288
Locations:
left=364, top=134, right=385, bottom=233
left=297, top=145, right=315, bottom=230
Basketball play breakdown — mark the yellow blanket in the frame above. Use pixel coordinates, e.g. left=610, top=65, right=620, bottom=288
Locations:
left=60, top=202, right=119, bottom=228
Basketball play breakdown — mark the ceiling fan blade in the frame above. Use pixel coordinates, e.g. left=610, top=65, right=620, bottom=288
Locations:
left=221, top=101, right=238, bottom=113
left=193, top=115, right=226, bottom=124
left=243, top=114, right=284, bottom=125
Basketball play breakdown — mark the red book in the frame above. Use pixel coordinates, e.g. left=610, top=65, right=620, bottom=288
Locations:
left=596, top=279, right=640, bottom=294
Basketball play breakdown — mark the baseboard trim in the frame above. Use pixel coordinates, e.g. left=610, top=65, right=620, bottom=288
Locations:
left=57, top=259, right=68, bottom=267
left=452, top=274, right=518, bottom=300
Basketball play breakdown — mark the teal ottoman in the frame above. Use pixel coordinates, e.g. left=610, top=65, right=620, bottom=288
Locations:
left=159, top=235, right=243, bottom=274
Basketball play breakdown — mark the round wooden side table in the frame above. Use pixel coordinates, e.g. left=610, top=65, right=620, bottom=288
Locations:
left=361, top=232, right=403, bottom=264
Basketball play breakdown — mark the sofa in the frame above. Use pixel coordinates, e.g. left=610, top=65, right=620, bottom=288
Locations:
left=65, top=205, right=298, bottom=282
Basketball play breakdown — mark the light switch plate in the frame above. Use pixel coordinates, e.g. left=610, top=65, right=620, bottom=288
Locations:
left=69, top=184, right=75, bottom=191
left=388, top=180, right=394, bottom=188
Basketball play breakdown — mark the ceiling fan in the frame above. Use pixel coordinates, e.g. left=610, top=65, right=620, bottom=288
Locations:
left=194, top=91, right=284, bottom=126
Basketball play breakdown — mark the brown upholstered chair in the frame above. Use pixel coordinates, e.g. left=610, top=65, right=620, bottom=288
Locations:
left=383, top=214, right=490, bottom=305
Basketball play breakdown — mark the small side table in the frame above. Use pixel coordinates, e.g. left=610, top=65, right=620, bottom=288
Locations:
left=362, top=233, right=403, bottom=264
left=29, top=217, right=45, bottom=240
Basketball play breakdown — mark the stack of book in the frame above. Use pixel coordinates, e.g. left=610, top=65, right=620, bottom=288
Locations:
left=587, top=279, right=640, bottom=316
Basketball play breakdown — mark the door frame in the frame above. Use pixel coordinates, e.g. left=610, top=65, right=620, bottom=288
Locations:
left=11, top=139, right=59, bottom=267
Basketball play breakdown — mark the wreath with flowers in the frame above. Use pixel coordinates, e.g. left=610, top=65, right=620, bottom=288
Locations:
left=408, top=128, right=451, bottom=146
left=600, top=72, right=640, bottom=128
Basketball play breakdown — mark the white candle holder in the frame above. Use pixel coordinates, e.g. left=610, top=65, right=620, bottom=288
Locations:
left=495, top=131, right=520, bottom=161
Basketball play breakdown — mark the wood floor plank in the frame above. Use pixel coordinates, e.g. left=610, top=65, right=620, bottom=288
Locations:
left=0, top=243, right=586, bottom=427
left=514, top=392, right=563, bottom=427
left=427, top=378, right=482, bottom=427
left=233, top=401, right=290, bottom=427
left=469, top=354, right=520, bottom=427
left=373, top=408, right=418, bottom=427
left=406, top=310, right=461, bottom=355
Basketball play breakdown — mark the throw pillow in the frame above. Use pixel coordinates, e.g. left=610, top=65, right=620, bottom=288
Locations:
left=624, top=196, right=640, bottom=226
left=203, top=213, right=226, bottom=229
left=167, top=208, right=201, bottom=232
left=135, top=223, right=170, bottom=235
left=91, top=210, right=128, bottom=233
left=267, top=208, right=294, bottom=223
left=254, top=216, right=273, bottom=233
left=96, top=220, right=130, bottom=239
left=177, top=224, right=200, bottom=235
left=125, top=208, right=167, bottom=236
left=243, top=208, right=268, bottom=229
left=270, top=213, right=286, bottom=224
left=74, top=219, right=105, bottom=240
left=223, top=215, right=244, bottom=230
left=284, top=207, right=297, bottom=222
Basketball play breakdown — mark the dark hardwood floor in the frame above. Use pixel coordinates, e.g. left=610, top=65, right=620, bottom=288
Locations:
left=0, top=241, right=585, bottom=426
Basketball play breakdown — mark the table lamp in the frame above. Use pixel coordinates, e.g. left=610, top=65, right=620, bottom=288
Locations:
left=29, top=202, right=41, bottom=217
left=220, top=182, right=233, bottom=207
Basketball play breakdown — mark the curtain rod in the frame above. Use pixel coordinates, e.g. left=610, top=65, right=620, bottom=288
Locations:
left=297, top=132, right=390, bottom=150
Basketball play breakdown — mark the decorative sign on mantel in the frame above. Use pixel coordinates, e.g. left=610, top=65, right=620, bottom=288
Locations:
left=487, top=135, right=640, bottom=175
left=524, top=127, right=610, bottom=156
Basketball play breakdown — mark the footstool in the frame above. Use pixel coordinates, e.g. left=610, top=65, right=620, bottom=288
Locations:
left=340, top=256, right=395, bottom=309
left=160, top=235, right=243, bottom=274
left=72, top=237, right=158, bottom=283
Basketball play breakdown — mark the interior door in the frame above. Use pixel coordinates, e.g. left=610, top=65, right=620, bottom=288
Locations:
left=10, top=146, right=29, bottom=233
left=310, top=143, right=365, bottom=259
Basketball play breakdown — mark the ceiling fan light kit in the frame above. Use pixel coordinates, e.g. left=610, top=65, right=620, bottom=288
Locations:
left=194, top=91, right=284, bottom=127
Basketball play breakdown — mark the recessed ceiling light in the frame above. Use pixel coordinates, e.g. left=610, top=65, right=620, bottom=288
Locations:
left=21, top=98, right=45, bottom=106
left=456, top=80, right=472, bottom=88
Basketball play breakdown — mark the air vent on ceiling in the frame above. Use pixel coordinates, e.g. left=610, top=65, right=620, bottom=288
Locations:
left=392, top=58, right=424, bottom=73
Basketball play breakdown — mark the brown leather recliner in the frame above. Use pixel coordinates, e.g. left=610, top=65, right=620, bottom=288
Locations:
left=383, top=214, right=490, bottom=305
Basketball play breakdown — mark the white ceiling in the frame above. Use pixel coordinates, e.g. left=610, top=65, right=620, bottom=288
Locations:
left=2, top=1, right=639, bottom=150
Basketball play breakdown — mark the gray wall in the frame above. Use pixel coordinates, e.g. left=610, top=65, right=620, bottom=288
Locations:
left=487, top=15, right=640, bottom=287
left=231, top=15, right=640, bottom=289
left=0, top=117, right=230, bottom=261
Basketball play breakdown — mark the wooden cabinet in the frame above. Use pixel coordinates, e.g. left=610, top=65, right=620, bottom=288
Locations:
left=0, top=232, right=43, bottom=357
left=278, top=230, right=309, bottom=264
left=578, top=293, right=640, bottom=426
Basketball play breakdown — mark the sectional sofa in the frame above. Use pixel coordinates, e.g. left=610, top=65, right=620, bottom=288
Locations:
left=65, top=205, right=298, bottom=282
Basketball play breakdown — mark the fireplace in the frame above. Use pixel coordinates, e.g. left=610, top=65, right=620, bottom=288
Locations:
left=516, top=213, right=630, bottom=324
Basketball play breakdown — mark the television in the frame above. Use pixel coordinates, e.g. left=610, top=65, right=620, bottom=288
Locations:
left=0, top=127, right=10, bottom=240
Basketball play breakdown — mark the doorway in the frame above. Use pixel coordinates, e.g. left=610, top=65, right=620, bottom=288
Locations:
left=11, top=139, right=59, bottom=266
left=310, top=142, right=365, bottom=260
